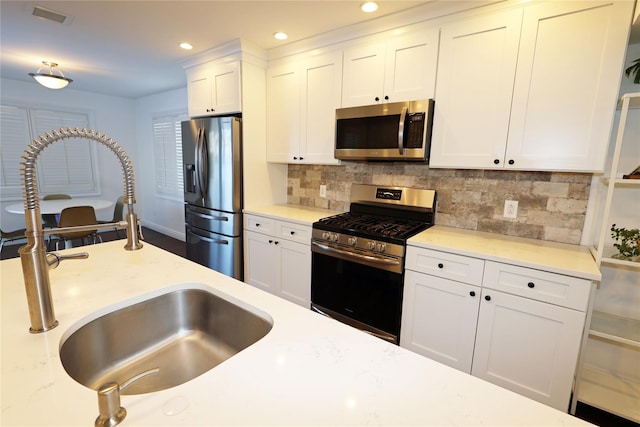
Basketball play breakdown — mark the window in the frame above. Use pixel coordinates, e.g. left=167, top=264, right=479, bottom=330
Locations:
left=0, top=105, right=98, bottom=201
left=152, top=113, right=187, bottom=199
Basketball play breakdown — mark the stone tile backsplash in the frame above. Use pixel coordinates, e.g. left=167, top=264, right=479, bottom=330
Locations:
left=287, top=163, right=591, bottom=245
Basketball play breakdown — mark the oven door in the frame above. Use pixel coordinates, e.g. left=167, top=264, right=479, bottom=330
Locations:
left=310, top=244, right=404, bottom=344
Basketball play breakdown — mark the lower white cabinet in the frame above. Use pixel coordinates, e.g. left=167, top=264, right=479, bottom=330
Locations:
left=244, top=215, right=311, bottom=307
left=401, top=245, right=592, bottom=411
left=472, top=288, right=585, bottom=411
left=401, top=270, right=480, bottom=373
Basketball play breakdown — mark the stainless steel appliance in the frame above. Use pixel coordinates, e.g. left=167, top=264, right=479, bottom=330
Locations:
left=334, top=99, right=435, bottom=161
left=182, top=115, right=243, bottom=280
left=310, top=184, right=436, bottom=344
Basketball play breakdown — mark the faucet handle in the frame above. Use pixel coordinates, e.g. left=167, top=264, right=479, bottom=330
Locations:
left=94, top=368, right=159, bottom=427
left=45, top=252, right=89, bottom=269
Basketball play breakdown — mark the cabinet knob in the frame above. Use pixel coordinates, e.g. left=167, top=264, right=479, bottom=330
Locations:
left=437, top=263, right=444, bottom=269
left=384, top=95, right=389, bottom=100
left=299, top=157, right=304, bottom=160
left=469, top=291, right=476, bottom=297
left=527, top=282, right=535, bottom=288
left=268, top=239, right=273, bottom=244
left=375, top=97, right=380, bottom=102
left=485, top=295, right=491, bottom=301
left=290, top=231, right=295, bottom=235
left=256, top=223, right=261, bottom=227
left=508, top=159, right=515, bottom=165
left=274, top=241, right=279, bottom=245
left=493, top=159, right=500, bottom=165
left=293, top=156, right=298, bottom=160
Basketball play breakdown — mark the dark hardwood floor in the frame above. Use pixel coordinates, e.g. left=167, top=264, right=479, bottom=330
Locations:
left=1, top=228, right=637, bottom=427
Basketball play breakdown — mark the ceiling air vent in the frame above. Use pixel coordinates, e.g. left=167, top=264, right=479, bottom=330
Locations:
left=30, top=5, right=72, bottom=25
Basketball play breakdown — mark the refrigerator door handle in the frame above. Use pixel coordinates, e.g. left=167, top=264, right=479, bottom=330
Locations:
left=191, top=211, right=229, bottom=222
left=187, top=229, right=229, bottom=245
left=199, top=129, right=209, bottom=199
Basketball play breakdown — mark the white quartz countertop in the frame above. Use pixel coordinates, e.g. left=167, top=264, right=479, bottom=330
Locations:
left=408, top=226, right=601, bottom=281
left=1, top=241, right=594, bottom=426
left=244, top=204, right=340, bottom=225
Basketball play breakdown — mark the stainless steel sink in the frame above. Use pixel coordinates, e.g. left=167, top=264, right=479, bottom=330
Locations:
left=59, top=287, right=272, bottom=394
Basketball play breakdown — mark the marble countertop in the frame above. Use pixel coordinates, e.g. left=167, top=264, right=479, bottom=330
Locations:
left=243, top=204, right=340, bottom=225
left=409, top=225, right=601, bottom=281
left=1, top=241, right=593, bottom=426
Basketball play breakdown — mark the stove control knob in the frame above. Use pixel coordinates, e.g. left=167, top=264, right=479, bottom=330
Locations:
left=376, top=242, right=386, bottom=253
left=331, top=233, right=340, bottom=242
left=367, top=241, right=376, bottom=250
left=347, top=237, right=357, bottom=246
left=322, top=232, right=330, bottom=240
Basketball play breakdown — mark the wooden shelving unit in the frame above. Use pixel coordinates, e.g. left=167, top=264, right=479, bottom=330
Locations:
left=571, top=92, right=640, bottom=420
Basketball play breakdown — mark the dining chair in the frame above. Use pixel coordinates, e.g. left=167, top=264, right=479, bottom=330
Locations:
left=0, top=227, right=27, bottom=252
left=53, top=206, right=102, bottom=250
left=98, top=196, right=125, bottom=238
left=42, top=194, right=72, bottom=229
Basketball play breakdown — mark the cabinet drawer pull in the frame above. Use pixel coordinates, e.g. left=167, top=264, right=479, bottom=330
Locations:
left=527, top=282, right=535, bottom=288
left=469, top=291, right=476, bottom=297
left=437, top=263, right=444, bottom=269
left=484, top=295, right=491, bottom=301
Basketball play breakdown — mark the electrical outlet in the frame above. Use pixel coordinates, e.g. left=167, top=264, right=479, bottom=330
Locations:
left=319, top=184, right=327, bottom=198
left=504, top=200, right=518, bottom=219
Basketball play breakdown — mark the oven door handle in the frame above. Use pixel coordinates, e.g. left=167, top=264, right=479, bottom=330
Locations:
left=311, top=241, right=401, bottom=269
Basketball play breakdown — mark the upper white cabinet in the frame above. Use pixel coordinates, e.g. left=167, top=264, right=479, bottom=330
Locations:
left=341, top=28, right=439, bottom=107
left=267, top=51, right=342, bottom=164
left=430, top=1, right=633, bottom=172
left=186, top=61, right=241, bottom=117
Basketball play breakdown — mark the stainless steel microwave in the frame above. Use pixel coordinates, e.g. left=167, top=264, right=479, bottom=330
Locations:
left=335, top=99, right=434, bottom=161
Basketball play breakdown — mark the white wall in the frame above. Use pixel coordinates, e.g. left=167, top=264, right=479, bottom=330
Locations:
left=134, top=87, right=188, bottom=240
left=0, top=77, right=137, bottom=233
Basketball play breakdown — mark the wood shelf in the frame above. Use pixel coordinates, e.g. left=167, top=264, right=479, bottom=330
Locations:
left=578, top=365, right=640, bottom=423
left=589, top=311, right=640, bottom=348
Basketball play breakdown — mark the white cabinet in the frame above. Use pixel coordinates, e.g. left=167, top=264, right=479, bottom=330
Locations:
left=186, top=61, right=241, bottom=117
left=402, top=245, right=593, bottom=411
left=472, top=288, right=585, bottom=411
left=267, top=52, right=342, bottom=164
left=244, top=214, right=311, bottom=307
left=341, top=28, right=438, bottom=107
left=430, top=1, right=633, bottom=172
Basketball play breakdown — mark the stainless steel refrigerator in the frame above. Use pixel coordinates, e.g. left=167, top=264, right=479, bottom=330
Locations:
left=182, top=115, right=243, bottom=280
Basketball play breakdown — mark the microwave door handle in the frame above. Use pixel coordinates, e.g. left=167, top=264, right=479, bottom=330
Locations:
left=398, top=106, right=408, bottom=155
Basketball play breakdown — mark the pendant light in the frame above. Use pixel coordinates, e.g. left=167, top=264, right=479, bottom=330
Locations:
left=29, top=61, right=73, bottom=89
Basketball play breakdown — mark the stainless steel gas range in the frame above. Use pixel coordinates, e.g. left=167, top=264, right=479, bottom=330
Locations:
left=310, top=184, right=436, bottom=344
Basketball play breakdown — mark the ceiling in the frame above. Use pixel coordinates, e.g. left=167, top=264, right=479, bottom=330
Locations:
left=2, top=1, right=638, bottom=100
left=0, top=1, right=434, bottom=99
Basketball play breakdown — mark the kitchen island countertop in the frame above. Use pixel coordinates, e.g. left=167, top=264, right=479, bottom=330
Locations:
left=1, top=241, right=593, bottom=426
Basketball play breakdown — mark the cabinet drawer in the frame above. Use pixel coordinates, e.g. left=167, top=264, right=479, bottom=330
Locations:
left=405, top=246, right=485, bottom=286
left=483, top=261, right=591, bottom=311
left=277, top=221, right=311, bottom=245
left=244, top=215, right=275, bottom=234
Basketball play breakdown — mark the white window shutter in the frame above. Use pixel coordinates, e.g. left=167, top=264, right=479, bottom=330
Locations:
left=0, top=106, right=31, bottom=198
left=152, top=114, right=186, bottom=199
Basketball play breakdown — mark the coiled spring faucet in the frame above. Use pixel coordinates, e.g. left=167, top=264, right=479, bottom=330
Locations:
left=19, top=128, right=143, bottom=333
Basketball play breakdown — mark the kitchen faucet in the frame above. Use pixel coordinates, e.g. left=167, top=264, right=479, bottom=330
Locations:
left=18, top=128, right=143, bottom=333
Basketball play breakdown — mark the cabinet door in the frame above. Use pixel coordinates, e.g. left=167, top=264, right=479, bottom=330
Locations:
left=187, top=66, right=214, bottom=117
left=401, top=270, right=480, bottom=373
left=244, top=230, right=279, bottom=295
left=506, top=1, right=633, bottom=172
left=472, top=289, right=585, bottom=411
left=279, top=239, right=311, bottom=308
left=342, top=42, right=386, bottom=107
left=430, top=9, right=522, bottom=169
left=299, top=52, right=342, bottom=165
left=266, top=62, right=301, bottom=163
left=211, top=61, right=241, bottom=115
left=384, top=28, right=438, bottom=103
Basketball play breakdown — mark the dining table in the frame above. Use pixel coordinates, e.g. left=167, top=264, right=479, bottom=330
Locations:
left=5, top=198, right=113, bottom=215
left=5, top=198, right=115, bottom=249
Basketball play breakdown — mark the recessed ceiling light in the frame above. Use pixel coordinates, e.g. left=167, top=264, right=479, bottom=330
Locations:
left=274, top=32, right=288, bottom=41
left=361, top=2, right=378, bottom=13
left=180, top=42, right=193, bottom=50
